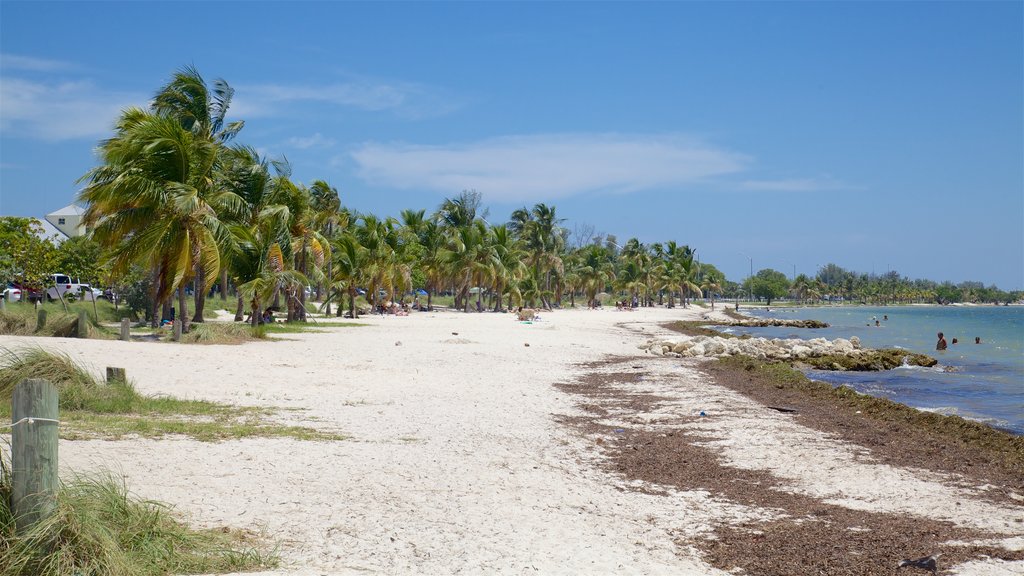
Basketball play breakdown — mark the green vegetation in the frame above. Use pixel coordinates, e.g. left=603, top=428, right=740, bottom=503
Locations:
left=0, top=348, right=344, bottom=442
left=7, top=66, right=1017, bottom=335
left=800, top=350, right=937, bottom=371
left=748, top=269, right=790, bottom=306
left=0, top=459, right=276, bottom=576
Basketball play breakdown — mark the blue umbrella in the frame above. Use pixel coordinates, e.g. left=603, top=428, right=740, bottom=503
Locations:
left=415, top=289, right=428, bottom=296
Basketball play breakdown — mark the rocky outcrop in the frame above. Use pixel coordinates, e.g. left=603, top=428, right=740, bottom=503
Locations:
left=638, top=333, right=936, bottom=371
left=726, top=318, right=829, bottom=328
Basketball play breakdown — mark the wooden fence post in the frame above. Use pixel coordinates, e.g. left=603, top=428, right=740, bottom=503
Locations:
left=106, top=367, right=126, bottom=383
left=120, top=317, right=130, bottom=341
left=11, top=378, right=59, bottom=535
left=173, top=319, right=182, bottom=342
left=77, top=310, right=89, bottom=338
left=36, top=309, right=47, bottom=330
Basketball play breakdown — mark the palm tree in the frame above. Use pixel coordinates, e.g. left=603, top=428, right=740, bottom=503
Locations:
left=79, top=107, right=240, bottom=332
left=153, top=66, right=244, bottom=323
left=701, top=272, right=723, bottom=309
left=509, top=203, right=565, bottom=310
left=416, top=221, right=446, bottom=311
left=218, top=145, right=290, bottom=321
left=309, top=180, right=347, bottom=314
left=274, top=167, right=330, bottom=322
left=577, top=245, right=615, bottom=308
left=487, top=225, right=526, bottom=312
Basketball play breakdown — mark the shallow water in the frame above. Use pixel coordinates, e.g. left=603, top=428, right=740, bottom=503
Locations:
left=731, top=305, right=1024, bottom=434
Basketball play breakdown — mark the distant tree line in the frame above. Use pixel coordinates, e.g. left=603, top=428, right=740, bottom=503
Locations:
left=739, top=263, right=1022, bottom=306
left=4, top=67, right=1019, bottom=321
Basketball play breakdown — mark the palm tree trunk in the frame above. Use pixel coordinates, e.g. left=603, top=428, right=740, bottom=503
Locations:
left=178, top=287, right=190, bottom=333
left=235, top=294, right=244, bottom=321
left=324, top=260, right=333, bottom=316
left=192, top=271, right=206, bottom=323
left=150, top=270, right=161, bottom=328
left=220, top=268, right=229, bottom=301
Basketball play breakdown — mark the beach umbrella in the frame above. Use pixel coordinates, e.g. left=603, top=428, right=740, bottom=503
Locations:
left=415, top=289, right=428, bottom=296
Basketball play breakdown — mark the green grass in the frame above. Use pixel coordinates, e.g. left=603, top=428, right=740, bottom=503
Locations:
left=0, top=457, right=277, bottom=576
left=0, top=347, right=346, bottom=442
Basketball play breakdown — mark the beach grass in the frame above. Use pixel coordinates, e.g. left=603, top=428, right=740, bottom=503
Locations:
left=0, top=456, right=276, bottom=576
left=0, top=347, right=345, bottom=442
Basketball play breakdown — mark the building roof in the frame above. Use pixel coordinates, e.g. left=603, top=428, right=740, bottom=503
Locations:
left=46, top=203, right=85, bottom=217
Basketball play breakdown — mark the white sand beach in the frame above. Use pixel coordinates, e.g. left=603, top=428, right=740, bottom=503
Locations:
left=2, top=306, right=1021, bottom=575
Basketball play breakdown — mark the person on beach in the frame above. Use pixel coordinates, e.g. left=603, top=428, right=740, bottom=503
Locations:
left=936, top=332, right=947, bottom=351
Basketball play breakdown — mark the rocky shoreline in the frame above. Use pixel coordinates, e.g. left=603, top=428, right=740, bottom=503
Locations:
left=724, top=317, right=829, bottom=328
left=639, top=333, right=937, bottom=371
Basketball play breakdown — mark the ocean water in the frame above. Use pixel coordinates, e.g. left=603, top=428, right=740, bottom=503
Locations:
left=726, top=305, right=1024, bottom=434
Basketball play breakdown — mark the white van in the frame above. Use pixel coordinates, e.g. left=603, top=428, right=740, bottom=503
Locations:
left=46, top=274, right=84, bottom=301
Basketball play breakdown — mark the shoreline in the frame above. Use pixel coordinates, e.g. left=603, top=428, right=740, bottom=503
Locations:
left=1, top=306, right=1021, bottom=574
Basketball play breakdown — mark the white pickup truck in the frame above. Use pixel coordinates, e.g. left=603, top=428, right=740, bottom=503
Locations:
left=46, top=274, right=89, bottom=301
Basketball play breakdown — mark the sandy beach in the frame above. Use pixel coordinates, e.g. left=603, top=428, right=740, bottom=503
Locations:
left=2, top=306, right=1022, bottom=575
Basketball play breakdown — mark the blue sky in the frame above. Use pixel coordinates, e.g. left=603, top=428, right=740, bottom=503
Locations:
left=1, top=1, right=1021, bottom=289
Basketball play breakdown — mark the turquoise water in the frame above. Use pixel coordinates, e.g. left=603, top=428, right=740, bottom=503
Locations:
left=729, top=305, right=1024, bottom=434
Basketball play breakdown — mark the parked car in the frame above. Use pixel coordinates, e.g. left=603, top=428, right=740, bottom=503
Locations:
left=11, top=283, right=44, bottom=303
left=3, top=284, right=21, bottom=302
left=78, top=284, right=104, bottom=301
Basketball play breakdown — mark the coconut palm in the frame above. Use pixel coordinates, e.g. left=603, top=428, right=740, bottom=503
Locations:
left=487, top=225, right=526, bottom=311
left=577, top=245, right=615, bottom=308
left=152, top=66, right=244, bottom=323
left=218, top=145, right=290, bottom=321
left=79, top=108, right=240, bottom=331
left=309, top=180, right=347, bottom=314
left=701, top=272, right=723, bottom=309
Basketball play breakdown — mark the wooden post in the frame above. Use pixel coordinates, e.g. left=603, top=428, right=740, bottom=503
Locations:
left=77, top=310, right=89, bottom=338
left=173, top=319, right=182, bottom=342
left=0, top=294, right=6, bottom=311
left=120, top=317, right=130, bottom=341
left=106, top=367, right=126, bottom=384
left=12, top=378, right=59, bottom=535
left=36, top=309, right=47, bottom=330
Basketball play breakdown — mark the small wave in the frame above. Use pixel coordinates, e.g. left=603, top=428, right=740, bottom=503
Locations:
left=918, top=406, right=1011, bottom=430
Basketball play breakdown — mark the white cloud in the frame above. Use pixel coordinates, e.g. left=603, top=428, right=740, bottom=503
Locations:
left=0, top=77, right=145, bottom=141
left=285, top=132, right=336, bottom=150
left=0, top=53, right=71, bottom=72
left=350, top=133, right=750, bottom=203
left=738, top=178, right=850, bottom=192
left=232, top=79, right=459, bottom=119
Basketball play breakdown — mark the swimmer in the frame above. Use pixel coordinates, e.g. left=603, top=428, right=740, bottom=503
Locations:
left=975, top=337, right=981, bottom=344
left=936, top=332, right=947, bottom=351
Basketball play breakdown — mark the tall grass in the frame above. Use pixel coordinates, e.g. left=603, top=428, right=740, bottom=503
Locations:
left=0, top=453, right=275, bottom=575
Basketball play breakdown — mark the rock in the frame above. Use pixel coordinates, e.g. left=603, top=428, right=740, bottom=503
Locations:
left=849, top=336, right=861, bottom=349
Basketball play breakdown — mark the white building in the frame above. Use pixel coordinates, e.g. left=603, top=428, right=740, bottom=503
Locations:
left=44, top=203, right=87, bottom=239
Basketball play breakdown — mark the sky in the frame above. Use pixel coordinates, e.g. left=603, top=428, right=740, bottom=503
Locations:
left=1, top=1, right=1021, bottom=289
